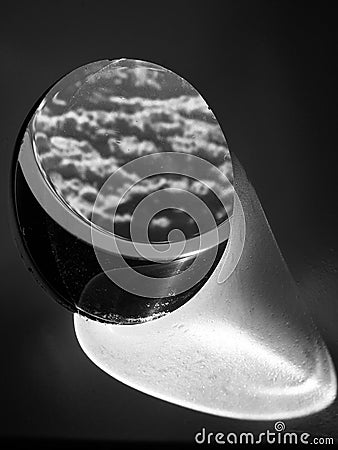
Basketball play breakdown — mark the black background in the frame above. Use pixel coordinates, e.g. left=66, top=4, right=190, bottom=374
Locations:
left=1, top=0, right=338, bottom=447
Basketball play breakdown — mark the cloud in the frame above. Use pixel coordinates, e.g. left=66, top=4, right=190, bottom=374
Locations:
left=32, top=64, right=233, bottom=243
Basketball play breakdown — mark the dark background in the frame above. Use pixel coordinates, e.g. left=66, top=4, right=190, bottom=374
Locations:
left=1, top=0, right=338, bottom=446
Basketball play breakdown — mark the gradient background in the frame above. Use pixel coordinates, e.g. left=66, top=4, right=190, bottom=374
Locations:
left=1, top=1, right=338, bottom=447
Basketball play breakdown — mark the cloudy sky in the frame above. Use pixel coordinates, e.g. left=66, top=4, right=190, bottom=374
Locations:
left=32, top=60, right=233, bottom=243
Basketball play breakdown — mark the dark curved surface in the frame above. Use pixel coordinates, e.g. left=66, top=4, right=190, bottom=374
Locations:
left=12, top=163, right=227, bottom=324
